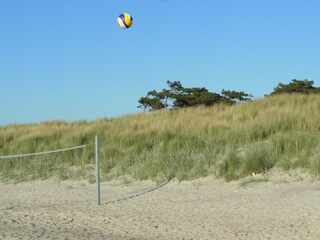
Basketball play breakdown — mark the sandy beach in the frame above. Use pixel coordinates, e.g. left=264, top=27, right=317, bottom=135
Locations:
left=1, top=174, right=320, bottom=240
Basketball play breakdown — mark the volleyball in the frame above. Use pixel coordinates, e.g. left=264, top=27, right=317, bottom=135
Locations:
left=117, top=13, right=133, bottom=29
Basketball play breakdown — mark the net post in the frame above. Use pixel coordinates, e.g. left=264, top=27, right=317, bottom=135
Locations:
left=95, top=135, right=101, bottom=205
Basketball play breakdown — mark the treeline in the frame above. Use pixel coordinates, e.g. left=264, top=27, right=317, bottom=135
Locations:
left=138, top=79, right=320, bottom=111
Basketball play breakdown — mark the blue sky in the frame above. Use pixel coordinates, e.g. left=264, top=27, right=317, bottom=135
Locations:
left=1, top=0, right=319, bottom=126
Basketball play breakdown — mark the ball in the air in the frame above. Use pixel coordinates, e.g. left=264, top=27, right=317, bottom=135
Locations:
left=117, top=13, right=133, bottom=29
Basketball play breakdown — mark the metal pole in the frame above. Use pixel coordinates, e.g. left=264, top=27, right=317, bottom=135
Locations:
left=95, top=135, right=101, bottom=205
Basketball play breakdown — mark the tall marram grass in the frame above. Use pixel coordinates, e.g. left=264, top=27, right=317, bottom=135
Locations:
left=1, top=94, right=320, bottom=182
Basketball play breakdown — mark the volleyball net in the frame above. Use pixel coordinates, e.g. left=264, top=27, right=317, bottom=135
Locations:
left=0, top=143, right=95, bottom=183
left=0, top=135, right=102, bottom=205
left=0, top=135, right=171, bottom=206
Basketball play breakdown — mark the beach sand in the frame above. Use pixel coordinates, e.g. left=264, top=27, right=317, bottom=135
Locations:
left=1, top=175, right=320, bottom=240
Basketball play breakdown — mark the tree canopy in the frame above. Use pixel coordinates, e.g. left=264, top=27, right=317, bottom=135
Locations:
left=138, top=81, right=252, bottom=111
left=138, top=79, right=319, bottom=112
left=269, top=79, right=320, bottom=95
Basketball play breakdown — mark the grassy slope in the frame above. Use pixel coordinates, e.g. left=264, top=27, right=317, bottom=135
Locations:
left=1, top=94, right=320, bottom=182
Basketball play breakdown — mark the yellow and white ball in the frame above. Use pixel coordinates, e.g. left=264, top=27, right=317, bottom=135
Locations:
left=117, top=13, right=133, bottom=29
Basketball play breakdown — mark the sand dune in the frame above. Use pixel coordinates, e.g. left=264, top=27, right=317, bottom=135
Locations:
left=1, top=176, right=320, bottom=240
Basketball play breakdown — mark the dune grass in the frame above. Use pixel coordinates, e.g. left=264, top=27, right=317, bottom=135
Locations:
left=1, top=94, right=320, bottom=182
